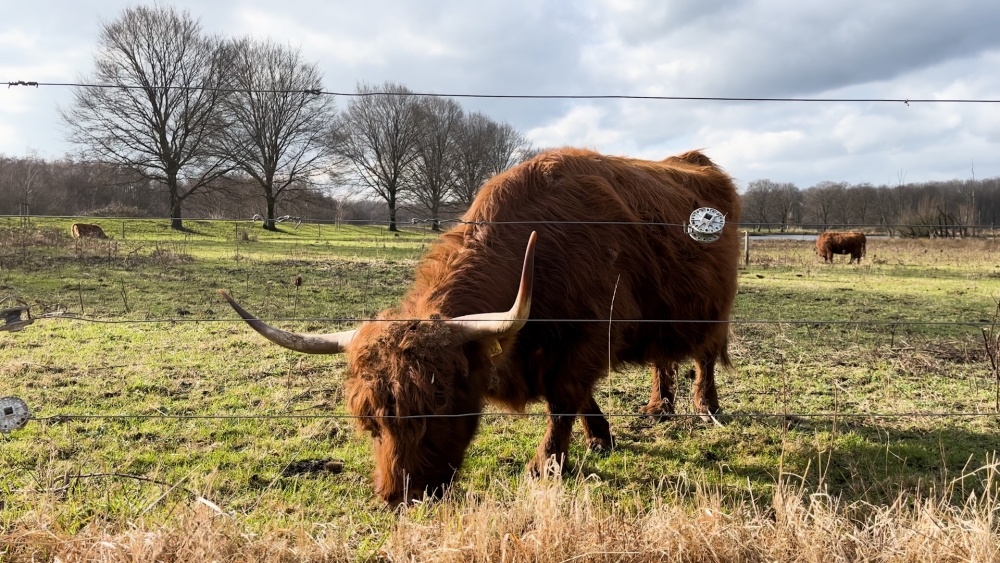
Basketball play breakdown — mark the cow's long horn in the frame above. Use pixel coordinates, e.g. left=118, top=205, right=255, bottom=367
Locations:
left=450, top=231, right=536, bottom=343
left=218, top=290, right=357, bottom=354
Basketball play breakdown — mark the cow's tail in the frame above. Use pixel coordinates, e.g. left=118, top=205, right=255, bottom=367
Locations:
left=719, top=334, right=734, bottom=371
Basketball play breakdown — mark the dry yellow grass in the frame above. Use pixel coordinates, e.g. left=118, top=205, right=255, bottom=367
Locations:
left=4, top=464, right=998, bottom=563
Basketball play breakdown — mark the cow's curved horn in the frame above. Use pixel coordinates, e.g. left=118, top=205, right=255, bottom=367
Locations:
left=450, top=231, right=536, bottom=343
left=218, top=290, right=357, bottom=354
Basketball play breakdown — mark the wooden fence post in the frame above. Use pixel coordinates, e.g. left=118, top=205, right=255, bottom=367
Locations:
left=744, top=230, right=750, bottom=267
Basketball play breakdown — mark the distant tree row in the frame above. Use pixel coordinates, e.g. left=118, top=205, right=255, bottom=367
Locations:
left=7, top=150, right=1000, bottom=239
left=0, top=153, right=340, bottom=220
left=741, top=177, right=1000, bottom=237
left=54, top=4, right=531, bottom=231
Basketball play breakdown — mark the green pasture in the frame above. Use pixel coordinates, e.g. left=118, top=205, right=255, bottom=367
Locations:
left=1, top=218, right=1000, bottom=536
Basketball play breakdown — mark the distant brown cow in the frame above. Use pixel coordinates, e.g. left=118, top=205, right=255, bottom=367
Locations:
left=220, top=148, right=740, bottom=504
left=71, top=223, right=108, bottom=239
left=817, top=232, right=866, bottom=264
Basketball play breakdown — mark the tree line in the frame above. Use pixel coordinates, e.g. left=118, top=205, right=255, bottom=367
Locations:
left=742, top=177, right=1000, bottom=236
left=38, top=4, right=531, bottom=231
left=6, top=5, right=999, bottom=238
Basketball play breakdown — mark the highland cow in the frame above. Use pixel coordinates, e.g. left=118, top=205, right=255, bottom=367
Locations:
left=816, top=231, right=867, bottom=264
left=71, top=223, right=108, bottom=239
left=220, top=148, right=741, bottom=504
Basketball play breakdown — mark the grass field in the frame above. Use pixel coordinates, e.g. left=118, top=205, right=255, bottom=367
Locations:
left=2, top=217, right=1000, bottom=561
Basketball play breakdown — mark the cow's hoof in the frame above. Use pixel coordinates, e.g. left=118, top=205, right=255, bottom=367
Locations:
left=697, top=410, right=727, bottom=428
left=586, top=435, right=615, bottom=454
left=526, top=453, right=567, bottom=479
left=640, top=401, right=675, bottom=423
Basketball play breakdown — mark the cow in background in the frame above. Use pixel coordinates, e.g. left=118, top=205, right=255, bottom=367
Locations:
left=817, top=231, right=866, bottom=264
left=71, top=223, right=108, bottom=239
left=220, top=148, right=741, bottom=504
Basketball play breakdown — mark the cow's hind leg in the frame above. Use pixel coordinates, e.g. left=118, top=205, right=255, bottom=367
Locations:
left=639, top=361, right=677, bottom=422
left=580, top=395, right=614, bottom=453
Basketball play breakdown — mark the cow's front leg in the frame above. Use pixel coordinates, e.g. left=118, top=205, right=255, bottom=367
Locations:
left=640, top=361, right=677, bottom=422
left=693, top=354, right=722, bottom=424
left=579, top=394, right=614, bottom=453
left=527, top=398, right=580, bottom=478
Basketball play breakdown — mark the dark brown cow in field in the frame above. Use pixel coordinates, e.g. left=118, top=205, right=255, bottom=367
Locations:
left=816, top=231, right=866, bottom=264
left=71, top=223, right=108, bottom=239
left=220, top=148, right=741, bottom=504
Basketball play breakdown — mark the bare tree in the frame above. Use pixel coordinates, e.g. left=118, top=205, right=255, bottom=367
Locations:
left=484, top=120, right=531, bottom=177
left=451, top=112, right=493, bottom=209
left=742, top=179, right=777, bottom=231
left=330, top=82, right=423, bottom=231
left=0, top=153, right=46, bottom=215
left=449, top=113, right=533, bottom=211
left=803, top=181, right=845, bottom=229
left=409, top=97, right=463, bottom=230
left=770, top=182, right=801, bottom=232
left=849, top=183, right=877, bottom=226
left=518, top=146, right=553, bottom=163
left=62, top=5, right=229, bottom=230
left=216, top=38, right=334, bottom=230
left=21, top=154, right=43, bottom=214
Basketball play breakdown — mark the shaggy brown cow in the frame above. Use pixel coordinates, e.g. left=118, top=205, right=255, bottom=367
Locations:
left=816, top=231, right=866, bottom=264
left=71, top=223, right=108, bottom=239
left=220, top=148, right=741, bottom=504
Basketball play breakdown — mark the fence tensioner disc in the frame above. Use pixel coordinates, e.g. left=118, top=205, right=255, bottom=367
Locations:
left=0, top=396, right=30, bottom=434
left=686, top=207, right=726, bottom=243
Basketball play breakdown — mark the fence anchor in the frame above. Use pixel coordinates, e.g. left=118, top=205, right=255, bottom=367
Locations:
left=1, top=297, right=33, bottom=333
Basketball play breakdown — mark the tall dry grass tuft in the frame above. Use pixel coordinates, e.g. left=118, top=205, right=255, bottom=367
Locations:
left=3, top=465, right=999, bottom=562
left=3, top=501, right=352, bottom=563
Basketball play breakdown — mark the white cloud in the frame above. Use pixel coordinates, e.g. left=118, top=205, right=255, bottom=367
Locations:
left=527, top=105, right=624, bottom=150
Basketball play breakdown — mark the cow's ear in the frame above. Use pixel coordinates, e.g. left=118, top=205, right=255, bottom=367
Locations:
left=345, top=378, right=381, bottom=437
left=484, top=338, right=503, bottom=357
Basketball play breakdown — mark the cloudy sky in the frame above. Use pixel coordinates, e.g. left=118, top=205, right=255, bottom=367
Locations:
left=2, top=0, right=999, bottom=188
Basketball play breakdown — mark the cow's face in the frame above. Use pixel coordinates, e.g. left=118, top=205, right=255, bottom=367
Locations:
left=345, top=317, right=483, bottom=505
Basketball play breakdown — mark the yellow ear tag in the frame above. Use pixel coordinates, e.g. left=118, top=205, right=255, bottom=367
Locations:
left=487, top=339, right=503, bottom=357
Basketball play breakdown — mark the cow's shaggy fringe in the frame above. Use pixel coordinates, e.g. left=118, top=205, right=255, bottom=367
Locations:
left=4, top=466, right=999, bottom=563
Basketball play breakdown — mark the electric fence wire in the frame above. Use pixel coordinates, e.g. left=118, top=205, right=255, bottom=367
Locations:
left=7, top=80, right=1000, bottom=104
left=0, top=214, right=993, bottom=230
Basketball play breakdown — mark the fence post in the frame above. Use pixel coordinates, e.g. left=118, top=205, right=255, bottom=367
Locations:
left=744, top=230, right=750, bottom=267
left=121, top=221, right=125, bottom=241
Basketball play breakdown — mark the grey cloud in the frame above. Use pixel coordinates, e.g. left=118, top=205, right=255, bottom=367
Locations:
left=585, top=0, right=1000, bottom=96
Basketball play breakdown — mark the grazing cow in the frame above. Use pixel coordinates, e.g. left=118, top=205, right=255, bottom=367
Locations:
left=220, top=148, right=741, bottom=504
left=816, top=231, right=866, bottom=264
left=71, top=223, right=108, bottom=239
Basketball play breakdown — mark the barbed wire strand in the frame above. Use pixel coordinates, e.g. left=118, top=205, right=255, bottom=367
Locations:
left=6, top=81, right=1000, bottom=104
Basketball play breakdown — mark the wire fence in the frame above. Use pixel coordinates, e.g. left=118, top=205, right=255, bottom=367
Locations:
left=7, top=80, right=1000, bottom=104
left=2, top=86, right=999, bottom=515
left=2, top=214, right=999, bottom=433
